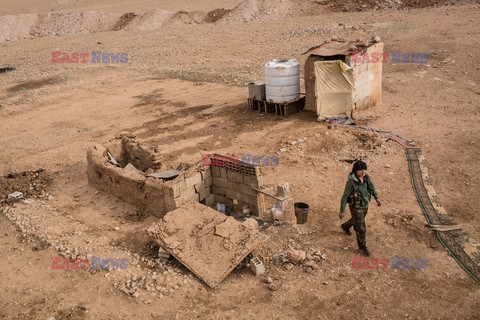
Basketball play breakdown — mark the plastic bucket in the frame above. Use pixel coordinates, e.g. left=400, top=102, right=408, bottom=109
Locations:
left=294, top=202, right=309, bottom=224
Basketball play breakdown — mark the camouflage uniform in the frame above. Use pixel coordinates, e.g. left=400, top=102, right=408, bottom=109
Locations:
left=340, top=172, right=379, bottom=251
left=342, top=206, right=368, bottom=249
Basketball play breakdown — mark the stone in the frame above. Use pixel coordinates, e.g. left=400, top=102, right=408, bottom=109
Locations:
left=287, top=249, right=306, bottom=264
left=8, top=191, right=23, bottom=199
left=211, top=185, right=226, bottom=196
left=163, top=182, right=181, bottom=198
left=227, top=171, right=243, bottom=184
left=158, top=246, right=171, bottom=260
left=250, top=257, right=265, bottom=276
left=194, top=181, right=205, bottom=193
left=211, top=167, right=220, bottom=178
left=205, top=194, right=215, bottom=207
left=242, top=218, right=258, bottom=230
left=205, top=177, right=212, bottom=188
left=181, top=187, right=198, bottom=205
left=212, top=177, right=228, bottom=188
left=219, top=168, right=227, bottom=179
left=185, top=173, right=202, bottom=189
left=277, top=183, right=290, bottom=197
left=200, top=169, right=211, bottom=180
left=267, top=283, right=278, bottom=291
left=303, top=260, right=317, bottom=269
left=198, top=187, right=210, bottom=201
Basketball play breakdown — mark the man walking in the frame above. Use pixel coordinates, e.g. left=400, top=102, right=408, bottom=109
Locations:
left=339, top=160, right=381, bottom=256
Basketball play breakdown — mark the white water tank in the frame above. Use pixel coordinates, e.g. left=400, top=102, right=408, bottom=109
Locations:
left=265, top=59, right=300, bottom=103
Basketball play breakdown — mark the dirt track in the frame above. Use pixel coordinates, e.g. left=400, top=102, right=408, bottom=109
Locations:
left=1, top=0, right=480, bottom=319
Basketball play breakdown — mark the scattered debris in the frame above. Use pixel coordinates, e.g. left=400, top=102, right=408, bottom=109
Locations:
left=371, top=35, right=382, bottom=43
left=216, top=202, right=226, bottom=213
left=23, top=198, right=34, bottom=205
left=8, top=191, right=23, bottom=199
left=250, top=257, right=265, bottom=275
left=148, top=170, right=181, bottom=179
left=313, top=250, right=327, bottom=260
left=106, top=150, right=121, bottom=167
left=287, top=249, right=306, bottom=264
left=157, top=246, right=171, bottom=260
left=267, top=283, right=278, bottom=291
left=243, top=218, right=259, bottom=230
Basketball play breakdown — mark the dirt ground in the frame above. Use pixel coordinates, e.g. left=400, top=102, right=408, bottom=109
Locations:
left=1, top=0, right=480, bottom=319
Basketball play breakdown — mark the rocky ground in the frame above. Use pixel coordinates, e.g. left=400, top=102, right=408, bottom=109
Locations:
left=1, top=0, right=479, bottom=319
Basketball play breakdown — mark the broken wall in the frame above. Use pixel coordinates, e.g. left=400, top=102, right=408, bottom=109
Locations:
left=87, top=137, right=266, bottom=218
left=87, top=142, right=166, bottom=217
left=162, top=167, right=214, bottom=212
left=87, top=136, right=213, bottom=217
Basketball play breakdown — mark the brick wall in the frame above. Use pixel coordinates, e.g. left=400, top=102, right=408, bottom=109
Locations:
left=346, top=42, right=383, bottom=110
left=162, top=168, right=214, bottom=212
left=208, top=154, right=265, bottom=216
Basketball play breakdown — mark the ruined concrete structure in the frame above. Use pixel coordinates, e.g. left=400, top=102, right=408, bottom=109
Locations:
left=87, top=135, right=265, bottom=217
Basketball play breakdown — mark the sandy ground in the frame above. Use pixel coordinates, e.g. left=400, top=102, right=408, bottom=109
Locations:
left=1, top=0, right=480, bottom=319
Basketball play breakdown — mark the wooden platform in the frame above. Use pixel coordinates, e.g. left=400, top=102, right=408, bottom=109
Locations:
left=248, top=96, right=305, bottom=117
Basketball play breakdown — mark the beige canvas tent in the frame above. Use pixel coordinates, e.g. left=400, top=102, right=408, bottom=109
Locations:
left=313, top=60, right=355, bottom=119
left=304, top=40, right=383, bottom=120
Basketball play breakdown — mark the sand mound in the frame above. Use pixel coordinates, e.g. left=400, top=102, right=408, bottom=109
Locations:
left=112, top=12, right=137, bottom=31
left=122, top=9, right=174, bottom=31
left=30, top=11, right=120, bottom=37
left=164, top=11, right=207, bottom=26
left=328, top=0, right=473, bottom=11
left=218, top=0, right=322, bottom=23
left=0, top=9, right=207, bottom=42
left=205, top=9, right=231, bottom=23
left=0, top=14, right=38, bottom=42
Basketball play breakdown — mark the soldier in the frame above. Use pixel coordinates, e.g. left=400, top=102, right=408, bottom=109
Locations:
left=339, top=160, right=381, bottom=256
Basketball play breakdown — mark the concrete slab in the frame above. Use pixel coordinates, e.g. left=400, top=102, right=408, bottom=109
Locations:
left=146, top=202, right=261, bottom=288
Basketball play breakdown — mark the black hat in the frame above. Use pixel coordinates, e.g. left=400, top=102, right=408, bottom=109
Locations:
left=352, top=160, right=367, bottom=172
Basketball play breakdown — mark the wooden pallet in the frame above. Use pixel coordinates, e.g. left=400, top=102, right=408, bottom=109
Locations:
left=248, top=96, right=305, bottom=116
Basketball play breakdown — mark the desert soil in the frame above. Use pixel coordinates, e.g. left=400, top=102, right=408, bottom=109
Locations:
left=0, top=0, right=479, bottom=319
